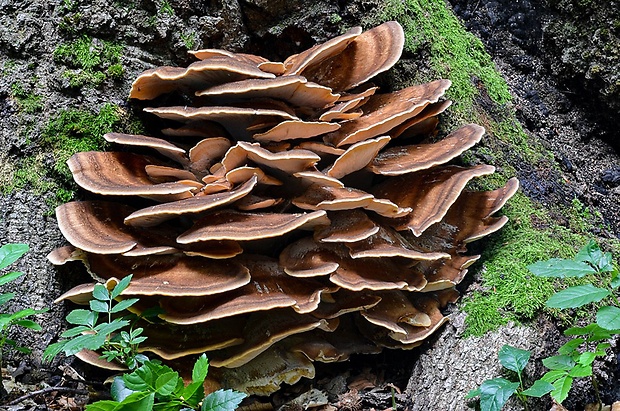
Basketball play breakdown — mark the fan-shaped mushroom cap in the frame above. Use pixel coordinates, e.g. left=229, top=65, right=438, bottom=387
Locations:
left=144, top=106, right=298, bottom=140
left=68, top=152, right=202, bottom=198
left=299, top=22, right=404, bottom=92
left=293, top=185, right=375, bottom=211
left=130, top=56, right=275, bottom=100
left=258, top=61, right=287, bottom=75
left=235, top=142, right=321, bottom=174
left=313, top=210, right=379, bottom=243
left=361, top=291, right=432, bottom=335
left=253, top=120, right=341, bottom=143
left=177, top=209, right=329, bottom=243
left=182, top=240, right=244, bottom=259
left=419, top=255, right=479, bottom=292
left=81, top=254, right=251, bottom=297
left=196, top=76, right=339, bottom=108
left=104, top=133, right=187, bottom=165
left=373, top=164, right=495, bottom=236
left=280, top=237, right=340, bottom=278
left=225, top=167, right=281, bottom=186
left=76, top=350, right=128, bottom=371
left=145, top=165, right=197, bottom=182
left=325, top=136, right=390, bottom=179
left=293, top=171, right=345, bottom=188
left=284, top=26, right=362, bottom=76
left=369, top=124, right=484, bottom=175
left=295, top=142, right=345, bottom=157
left=325, top=79, right=452, bottom=147
left=124, top=176, right=258, bottom=227
left=55, top=201, right=176, bottom=255
left=234, top=195, right=283, bottom=211
left=189, top=137, right=232, bottom=174
left=345, top=226, right=450, bottom=261
left=189, top=49, right=268, bottom=66
left=47, top=245, right=83, bottom=266
left=388, top=100, right=452, bottom=140
left=318, top=96, right=368, bottom=122
left=158, top=256, right=334, bottom=324
left=209, top=310, right=332, bottom=368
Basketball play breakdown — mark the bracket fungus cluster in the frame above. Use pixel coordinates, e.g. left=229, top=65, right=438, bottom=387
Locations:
left=49, top=21, right=518, bottom=395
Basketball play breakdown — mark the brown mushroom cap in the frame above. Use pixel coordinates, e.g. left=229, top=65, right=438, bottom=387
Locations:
left=145, top=165, right=197, bottom=182
left=177, top=209, right=329, bottom=243
left=124, top=175, right=258, bottom=227
left=314, top=210, right=379, bottom=243
left=293, top=171, right=345, bottom=188
left=81, top=253, right=251, bottom=297
left=325, top=136, right=390, bottom=179
left=325, top=79, right=452, bottom=147
left=104, top=133, right=187, bottom=165
left=196, top=76, right=339, bottom=108
left=68, top=152, right=202, bottom=197
left=293, top=185, right=375, bottom=211
left=360, top=291, right=432, bottom=335
left=158, top=256, right=334, bottom=324
left=253, top=120, right=341, bottom=143
left=129, top=56, right=275, bottom=100
left=283, top=26, right=363, bottom=76
left=188, top=137, right=232, bottom=174
left=373, top=164, right=495, bottom=236
left=299, top=21, right=404, bottom=92
left=189, top=49, right=268, bottom=66
left=236, top=142, right=321, bottom=174
left=368, top=124, right=485, bottom=175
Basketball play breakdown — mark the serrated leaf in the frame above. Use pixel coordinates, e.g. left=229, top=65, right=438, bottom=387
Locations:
left=0, top=244, right=28, bottom=270
left=67, top=309, right=98, bottom=327
left=522, top=380, right=555, bottom=397
left=550, top=375, right=573, bottom=404
left=192, top=353, right=209, bottom=383
left=528, top=258, right=596, bottom=278
left=546, top=284, right=609, bottom=309
left=111, top=275, right=133, bottom=299
left=123, top=365, right=154, bottom=392
left=94, top=320, right=130, bottom=336
left=118, top=391, right=155, bottom=411
left=43, top=341, right=66, bottom=363
left=110, top=376, right=135, bottom=402
left=9, top=308, right=45, bottom=322
left=575, top=241, right=614, bottom=272
left=597, top=306, right=620, bottom=330
left=61, top=334, right=106, bottom=355
left=543, top=355, right=575, bottom=371
left=202, top=389, right=246, bottom=411
left=61, top=325, right=90, bottom=338
left=541, top=370, right=567, bottom=383
left=110, top=298, right=140, bottom=314
left=568, top=364, right=592, bottom=377
left=0, top=271, right=23, bottom=287
left=558, top=338, right=585, bottom=356
left=155, top=371, right=179, bottom=397
left=182, top=381, right=205, bottom=408
left=90, top=300, right=109, bottom=313
left=84, top=400, right=120, bottom=411
left=577, top=352, right=597, bottom=366
left=498, top=344, right=530, bottom=374
left=93, top=284, right=111, bottom=301
left=154, top=401, right=186, bottom=411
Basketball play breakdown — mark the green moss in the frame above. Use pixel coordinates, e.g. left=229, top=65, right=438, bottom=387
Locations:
left=53, top=36, right=124, bottom=87
left=10, top=82, right=42, bottom=114
left=180, top=32, right=197, bottom=50
left=159, top=0, right=174, bottom=16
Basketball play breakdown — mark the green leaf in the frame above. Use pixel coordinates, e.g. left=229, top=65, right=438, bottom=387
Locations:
left=182, top=381, right=205, bottom=408
left=61, top=333, right=107, bottom=355
left=123, top=365, right=154, bottom=392
left=558, top=338, right=585, bottom=356
left=577, top=352, right=597, bottom=366
left=0, top=271, right=23, bottom=287
left=9, top=308, right=46, bottom=322
left=94, top=319, right=130, bottom=336
left=110, top=298, right=140, bottom=314
left=611, top=272, right=620, bottom=289
left=528, top=258, right=596, bottom=278
left=111, top=275, right=133, bottom=299
left=153, top=401, right=186, bottom=411
left=43, top=341, right=66, bottom=362
left=110, top=376, right=135, bottom=402
left=202, top=389, right=246, bottom=411
left=568, top=364, right=592, bottom=378
left=546, top=284, right=609, bottom=309
left=192, top=353, right=209, bottom=383
left=465, top=388, right=481, bottom=399
left=90, top=300, right=109, bottom=313
left=541, top=370, right=568, bottom=383
left=85, top=400, right=120, bottom=411
left=522, top=380, right=555, bottom=397
left=15, top=319, right=42, bottom=330
left=0, top=292, right=16, bottom=306
left=597, top=306, right=620, bottom=330
left=61, top=325, right=91, bottom=338
left=498, top=345, right=530, bottom=374
left=66, top=309, right=98, bottom=327
left=0, top=244, right=28, bottom=270
left=550, top=375, right=573, bottom=404
left=575, top=240, right=614, bottom=272
left=93, top=284, right=111, bottom=301
left=118, top=391, right=155, bottom=411
left=155, top=371, right=179, bottom=397
left=543, top=355, right=576, bottom=371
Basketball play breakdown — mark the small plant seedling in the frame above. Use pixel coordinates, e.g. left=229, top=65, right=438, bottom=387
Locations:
left=43, top=275, right=147, bottom=369
left=466, top=345, right=554, bottom=411
left=87, top=354, right=245, bottom=411
left=45, top=275, right=246, bottom=410
left=528, top=239, right=620, bottom=405
left=0, top=244, right=47, bottom=371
